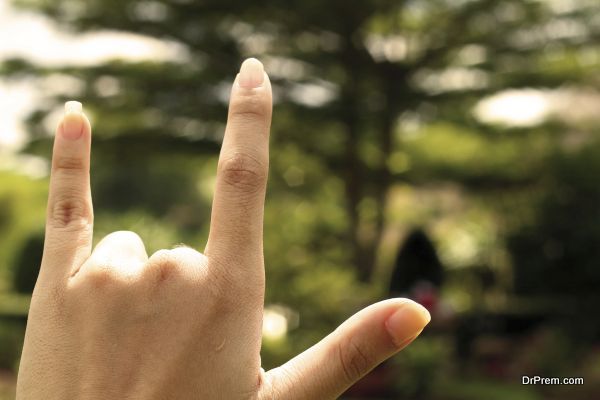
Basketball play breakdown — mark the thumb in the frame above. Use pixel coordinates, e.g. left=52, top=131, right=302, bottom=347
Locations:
left=262, top=299, right=430, bottom=400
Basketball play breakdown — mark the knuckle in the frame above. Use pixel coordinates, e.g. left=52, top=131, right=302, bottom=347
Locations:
left=145, top=249, right=182, bottom=284
left=230, top=91, right=270, bottom=120
left=111, top=230, right=140, bottom=239
left=53, top=156, right=86, bottom=172
left=219, top=152, right=267, bottom=193
left=103, top=230, right=143, bottom=245
left=337, top=336, right=373, bottom=384
left=154, top=260, right=178, bottom=284
left=148, top=249, right=172, bottom=263
left=77, top=261, right=142, bottom=292
left=49, top=196, right=93, bottom=230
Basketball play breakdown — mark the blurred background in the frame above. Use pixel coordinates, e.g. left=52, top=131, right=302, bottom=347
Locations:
left=1, top=0, right=600, bottom=398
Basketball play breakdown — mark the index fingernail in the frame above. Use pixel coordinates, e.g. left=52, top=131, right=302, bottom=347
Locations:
left=238, top=58, right=264, bottom=89
left=63, top=101, right=84, bottom=140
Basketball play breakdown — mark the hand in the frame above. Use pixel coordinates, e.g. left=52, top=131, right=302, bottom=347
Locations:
left=16, top=58, right=431, bottom=400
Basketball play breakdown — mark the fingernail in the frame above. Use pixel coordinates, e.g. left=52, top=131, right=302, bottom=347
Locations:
left=238, top=58, right=264, bottom=89
left=394, top=329, right=423, bottom=350
left=385, top=300, right=431, bottom=348
left=63, top=101, right=84, bottom=140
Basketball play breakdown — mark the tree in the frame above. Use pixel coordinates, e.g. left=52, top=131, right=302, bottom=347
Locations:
left=8, top=0, right=599, bottom=286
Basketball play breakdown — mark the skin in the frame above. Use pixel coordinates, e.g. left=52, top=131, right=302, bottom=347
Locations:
left=16, top=58, right=431, bottom=400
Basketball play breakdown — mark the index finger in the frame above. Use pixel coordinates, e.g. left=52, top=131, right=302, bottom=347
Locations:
left=205, top=59, right=272, bottom=275
left=39, top=101, right=94, bottom=283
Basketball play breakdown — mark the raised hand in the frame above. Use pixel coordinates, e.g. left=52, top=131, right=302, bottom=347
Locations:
left=16, top=58, right=430, bottom=400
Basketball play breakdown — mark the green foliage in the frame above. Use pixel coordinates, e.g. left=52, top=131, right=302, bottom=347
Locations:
left=0, top=321, right=24, bottom=371
left=390, top=336, right=448, bottom=398
left=515, top=327, right=575, bottom=378
left=402, top=122, right=554, bottom=184
left=0, top=172, right=47, bottom=292
left=509, top=140, right=600, bottom=297
left=2, top=0, right=600, bottom=397
left=12, top=233, right=44, bottom=294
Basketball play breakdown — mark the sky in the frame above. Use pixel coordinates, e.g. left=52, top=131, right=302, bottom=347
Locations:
left=0, top=0, right=188, bottom=151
